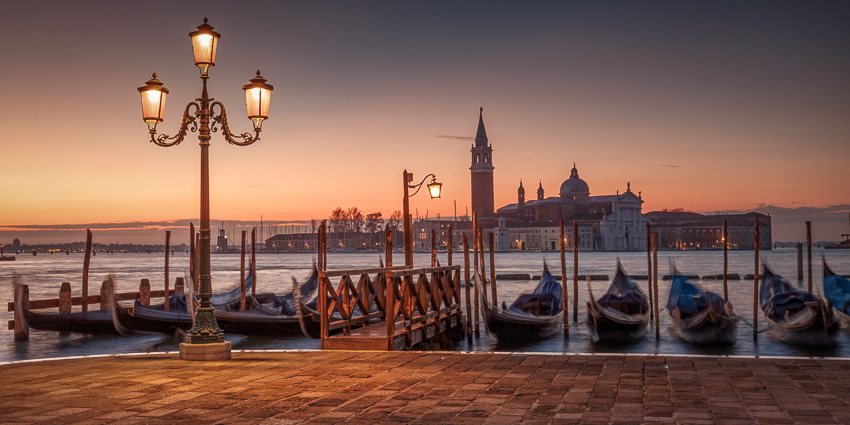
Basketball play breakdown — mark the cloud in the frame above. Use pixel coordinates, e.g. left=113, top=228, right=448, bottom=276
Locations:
left=436, top=135, right=475, bottom=141
left=660, top=164, right=680, bottom=168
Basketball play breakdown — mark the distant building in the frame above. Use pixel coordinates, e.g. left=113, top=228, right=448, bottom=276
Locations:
left=469, top=109, right=647, bottom=251
left=647, top=211, right=772, bottom=250
left=12, top=238, right=21, bottom=249
left=216, top=227, right=228, bottom=251
left=411, top=219, right=474, bottom=251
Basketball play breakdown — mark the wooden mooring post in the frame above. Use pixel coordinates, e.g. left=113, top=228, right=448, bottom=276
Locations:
left=164, top=231, right=170, bottom=311
left=139, top=279, right=151, bottom=307
left=652, top=233, right=659, bottom=338
left=478, top=228, right=488, bottom=302
left=81, top=229, right=93, bottom=312
left=385, top=225, right=393, bottom=269
left=447, top=225, right=453, bottom=267
left=573, top=221, right=579, bottom=323
left=13, top=284, right=28, bottom=341
left=753, top=217, right=760, bottom=336
left=463, top=232, right=473, bottom=342
left=240, top=230, right=247, bottom=311
left=59, top=282, right=72, bottom=314
left=646, top=222, right=653, bottom=319
left=488, top=232, right=497, bottom=306
left=806, top=221, right=813, bottom=293
left=723, top=220, right=729, bottom=301
left=431, top=229, right=436, bottom=267
left=251, top=227, right=257, bottom=296
left=560, top=220, right=568, bottom=337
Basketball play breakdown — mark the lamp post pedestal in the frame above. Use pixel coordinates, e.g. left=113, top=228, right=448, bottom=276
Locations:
left=179, top=341, right=231, bottom=361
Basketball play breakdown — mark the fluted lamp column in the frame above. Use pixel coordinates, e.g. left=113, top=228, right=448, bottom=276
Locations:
left=138, top=18, right=274, bottom=361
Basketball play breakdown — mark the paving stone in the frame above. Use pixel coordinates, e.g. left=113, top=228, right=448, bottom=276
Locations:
left=3, top=352, right=850, bottom=423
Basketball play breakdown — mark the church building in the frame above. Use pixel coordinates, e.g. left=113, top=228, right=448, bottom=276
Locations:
left=470, top=109, right=648, bottom=251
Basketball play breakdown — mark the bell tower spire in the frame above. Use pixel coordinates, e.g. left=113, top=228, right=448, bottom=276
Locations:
left=471, top=107, right=495, bottom=218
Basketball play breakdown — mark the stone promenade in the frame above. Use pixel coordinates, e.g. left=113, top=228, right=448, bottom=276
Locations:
left=2, top=351, right=850, bottom=424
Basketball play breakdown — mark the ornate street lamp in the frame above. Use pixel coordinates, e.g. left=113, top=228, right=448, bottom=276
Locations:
left=137, top=19, right=274, bottom=357
left=402, top=170, right=442, bottom=267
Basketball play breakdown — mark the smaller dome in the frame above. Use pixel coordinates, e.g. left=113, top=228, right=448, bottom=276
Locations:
left=559, top=163, right=590, bottom=198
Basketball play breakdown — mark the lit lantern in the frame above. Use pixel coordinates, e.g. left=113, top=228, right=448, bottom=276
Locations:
left=189, top=18, right=220, bottom=76
left=427, top=177, right=443, bottom=199
left=242, top=71, right=274, bottom=130
left=137, top=73, right=169, bottom=130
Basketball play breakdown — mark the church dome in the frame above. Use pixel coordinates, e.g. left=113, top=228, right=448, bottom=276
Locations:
left=559, top=163, right=590, bottom=198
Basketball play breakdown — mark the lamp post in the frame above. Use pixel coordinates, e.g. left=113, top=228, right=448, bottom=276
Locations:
left=137, top=19, right=274, bottom=356
left=402, top=170, right=442, bottom=267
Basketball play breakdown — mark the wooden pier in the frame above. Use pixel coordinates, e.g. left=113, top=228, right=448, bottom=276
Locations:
left=316, top=222, right=465, bottom=351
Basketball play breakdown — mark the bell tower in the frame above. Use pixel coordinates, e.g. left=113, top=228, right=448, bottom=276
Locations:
left=471, top=107, right=495, bottom=218
left=518, top=180, right=525, bottom=206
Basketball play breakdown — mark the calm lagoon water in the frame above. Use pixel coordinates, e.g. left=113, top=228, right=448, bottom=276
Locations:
left=2, top=248, right=850, bottom=362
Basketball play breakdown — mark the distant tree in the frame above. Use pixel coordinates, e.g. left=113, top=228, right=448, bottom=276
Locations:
left=365, top=212, right=384, bottom=247
left=364, top=212, right=383, bottom=234
left=348, top=207, right=364, bottom=234
left=389, top=210, right=403, bottom=231
left=329, top=207, right=345, bottom=233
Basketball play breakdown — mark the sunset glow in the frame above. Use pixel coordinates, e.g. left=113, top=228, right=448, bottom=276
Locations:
left=1, top=1, right=848, bottom=244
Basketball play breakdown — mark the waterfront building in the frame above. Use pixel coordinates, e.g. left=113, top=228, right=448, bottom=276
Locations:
left=469, top=109, right=647, bottom=251
left=411, top=219, right=474, bottom=251
left=647, top=211, right=772, bottom=250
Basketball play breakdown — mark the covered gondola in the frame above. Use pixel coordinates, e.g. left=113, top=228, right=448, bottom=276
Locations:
left=760, top=264, right=838, bottom=346
left=116, top=267, right=319, bottom=337
left=15, top=278, right=123, bottom=335
left=822, top=259, right=850, bottom=327
left=480, top=263, right=563, bottom=340
left=666, top=268, right=737, bottom=344
left=586, top=261, right=650, bottom=343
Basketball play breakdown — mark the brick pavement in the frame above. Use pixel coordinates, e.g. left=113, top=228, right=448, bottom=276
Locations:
left=2, top=351, right=850, bottom=424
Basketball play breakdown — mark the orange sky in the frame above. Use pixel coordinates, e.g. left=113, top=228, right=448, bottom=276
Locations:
left=1, top=2, right=848, bottom=243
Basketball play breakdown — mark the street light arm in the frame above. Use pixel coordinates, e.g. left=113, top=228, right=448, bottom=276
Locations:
left=408, top=173, right=436, bottom=197
left=210, top=101, right=260, bottom=146
left=150, top=102, right=199, bottom=147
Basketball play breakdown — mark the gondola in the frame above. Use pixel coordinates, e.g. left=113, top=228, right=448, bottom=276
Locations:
left=586, top=261, right=650, bottom=343
left=116, top=267, right=318, bottom=336
left=821, top=259, right=850, bottom=327
left=760, top=264, right=838, bottom=346
left=15, top=277, right=123, bottom=335
left=480, top=263, right=563, bottom=340
left=665, top=266, right=737, bottom=344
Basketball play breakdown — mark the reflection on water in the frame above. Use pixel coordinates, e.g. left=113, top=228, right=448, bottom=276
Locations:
left=2, top=248, right=849, bottom=362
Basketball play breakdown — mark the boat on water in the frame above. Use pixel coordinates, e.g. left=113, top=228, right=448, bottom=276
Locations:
left=586, top=261, right=650, bottom=343
left=760, top=264, right=838, bottom=346
left=665, top=265, right=737, bottom=345
left=480, top=262, right=563, bottom=340
left=822, top=259, right=850, bottom=327
left=116, top=267, right=319, bottom=337
left=15, top=278, right=122, bottom=335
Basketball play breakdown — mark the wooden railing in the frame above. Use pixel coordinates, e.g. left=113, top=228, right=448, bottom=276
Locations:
left=386, top=265, right=462, bottom=349
left=318, top=266, right=409, bottom=337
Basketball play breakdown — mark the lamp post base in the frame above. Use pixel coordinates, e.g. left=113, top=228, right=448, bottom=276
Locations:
left=179, top=341, right=231, bottom=361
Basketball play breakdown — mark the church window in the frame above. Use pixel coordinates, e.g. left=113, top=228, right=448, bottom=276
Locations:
left=710, top=230, right=713, bottom=237
left=475, top=153, right=480, bottom=163
left=568, top=209, right=573, bottom=215
left=702, top=230, right=706, bottom=237
left=689, top=230, right=693, bottom=237
left=589, top=208, right=596, bottom=213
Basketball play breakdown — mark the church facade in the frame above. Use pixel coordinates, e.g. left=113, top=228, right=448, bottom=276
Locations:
left=471, top=109, right=648, bottom=252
